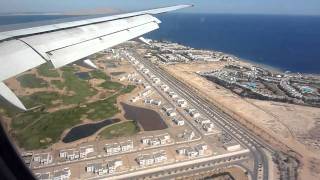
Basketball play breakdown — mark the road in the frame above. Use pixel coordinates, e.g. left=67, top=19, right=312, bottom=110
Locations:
left=129, top=50, right=277, bottom=180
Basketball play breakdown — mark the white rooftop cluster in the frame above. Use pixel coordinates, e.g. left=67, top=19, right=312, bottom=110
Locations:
left=59, top=145, right=94, bottom=161
left=185, top=107, right=201, bottom=118
left=176, top=98, right=187, bottom=107
left=176, top=144, right=208, bottom=158
left=162, top=105, right=177, bottom=117
left=173, top=118, right=185, bottom=126
left=33, top=153, right=53, bottom=165
left=104, top=140, right=133, bottom=155
left=35, top=172, right=51, bottom=180
left=279, top=79, right=303, bottom=99
left=144, top=98, right=162, bottom=106
left=160, top=84, right=169, bottom=91
left=179, top=130, right=195, bottom=141
left=141, top=134, right=171, bottom=146
left=136, top=150, right=167, bottom=166
left=223, top=142, right=241, bottom=152
left=167, top=91, right=178, bottom=98
left=86, top=159, right=123, bottom=175
left=53, top=168, right=71, bottom=180
left=195, top=118, right=215, bottom=132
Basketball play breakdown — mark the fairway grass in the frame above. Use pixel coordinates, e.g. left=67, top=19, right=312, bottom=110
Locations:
left=61, top=68, right=97, bottom=104
left=17, top=74, right=48, bottom=88
left=12, top=95, right=120, bottom=150
left=10, top=85, right=136, bottom=150
left=2, top=65, right=137, bottom=150
left=37, top=64, right=60, bottom=77
left=99, top=121, right=140, bottom=139
left=20, top=91, right=62, bottom=108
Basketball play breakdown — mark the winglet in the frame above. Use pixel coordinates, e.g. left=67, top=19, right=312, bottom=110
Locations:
left=138, top=37, right=151, bottom=45
left=83, top=59, right=98, bottom=69
left=0, top=82, right=27, bottom=111
left=141, top=4, right=193, bottom=15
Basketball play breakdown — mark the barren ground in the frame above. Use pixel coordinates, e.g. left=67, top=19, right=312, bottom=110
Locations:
left=163, top=61, right=320, bottom=180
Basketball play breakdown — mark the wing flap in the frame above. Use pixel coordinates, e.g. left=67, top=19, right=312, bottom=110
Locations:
left=19, top=15, right=159, bottom=59
left=48, top=22, right=159, bottom=68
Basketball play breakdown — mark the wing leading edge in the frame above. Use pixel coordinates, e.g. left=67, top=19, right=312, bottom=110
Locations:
left=0, top=4, right=192, bottom=110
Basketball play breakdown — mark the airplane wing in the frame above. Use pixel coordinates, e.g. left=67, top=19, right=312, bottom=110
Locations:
left=0, top=4, right=192, bottom=110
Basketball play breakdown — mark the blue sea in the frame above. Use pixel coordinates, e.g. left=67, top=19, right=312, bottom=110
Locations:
left=1, top=13, right=319, bottom=74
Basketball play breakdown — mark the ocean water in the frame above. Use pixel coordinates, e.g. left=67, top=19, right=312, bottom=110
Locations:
left=147, top=13, right=320, bottom=74
left=0, top=13, right=319, bottom=74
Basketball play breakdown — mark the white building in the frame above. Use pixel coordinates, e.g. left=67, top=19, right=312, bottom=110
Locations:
left=182, top=130, right=195, bottom=140
left=139, top=89, right=152, bottom=97
left=86, top=159, right=123, bottom=175
left=33, top=153, right=53, bottom=165
left=36, top=172, right=51, bottom=180
left=160, top=85, right=169, bottom=91
left=203, top=122, right=214, bottom=132
left=223, top=142, right=241, bottom=151
left=142, top=68, right=149, bottom=74
left=195, top=144, right=208, bottom=156
left=173, top=118, right=185, bottom=126
left=105, top=140, right=133, bottom=155
left=59, top=145, right=94, bottom=161
left=53, top=168, right=71, bottom=180
left=136, top=151, right=167, bottom=166
left=120, top=140, right=133, bottom=152
left=104, top=143, right=121, bottom=155
left=162, top=105, right=173, bottom=112
left=185, top=108, right=196, bottom=114
left=176, top=144, right=207, bottom=157
left=144, top=98, right=153, bottom=104
left=141, top=134, right=170, bottom=146
left=190, top=111, right=201, bottom=118
left=176, top=99, right=187, bottom=107
left=166, top=110, right=177, bottom=117
left=153, top=151, right=167, bottom=163
left=152, top=77, right=161, bottom=84
left=137, top=154, right=154, bottom=166
left=152, top=100, right=161, bottom=106
left=79, top=145, right=94, bottom=159
left=130, top=96, right=140, bottom=103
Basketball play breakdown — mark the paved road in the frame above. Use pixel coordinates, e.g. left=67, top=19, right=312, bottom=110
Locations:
left=129, top=50, right=277, bottom=180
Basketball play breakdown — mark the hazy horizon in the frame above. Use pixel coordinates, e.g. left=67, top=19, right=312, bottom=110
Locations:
left=1, top=0, right=320, bottom=16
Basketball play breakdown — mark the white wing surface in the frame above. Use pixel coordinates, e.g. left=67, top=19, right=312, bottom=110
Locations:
left=0, top=4, right=192, bottom=110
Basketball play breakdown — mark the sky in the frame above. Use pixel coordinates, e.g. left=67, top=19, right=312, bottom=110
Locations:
left=1, top=0, right=320, bottom=15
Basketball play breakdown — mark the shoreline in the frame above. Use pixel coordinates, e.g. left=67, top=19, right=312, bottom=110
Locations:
left=150, top=38, right=319, bottom=76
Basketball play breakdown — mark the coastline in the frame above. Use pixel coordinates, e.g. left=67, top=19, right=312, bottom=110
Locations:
left=157, top=39, right=318, bottom=76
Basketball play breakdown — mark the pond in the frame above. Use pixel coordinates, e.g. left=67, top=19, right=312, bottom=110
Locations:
left=62, top=119, right=120, bottom=143
left=75, top=72, right=90, bottom=80
left=121, top=103, right=168, bottom=131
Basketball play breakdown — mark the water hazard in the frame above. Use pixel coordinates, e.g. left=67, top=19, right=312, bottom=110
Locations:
left=62, top=119, right=120, bottom=143
left=121, top=103, right=168, bottom=131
